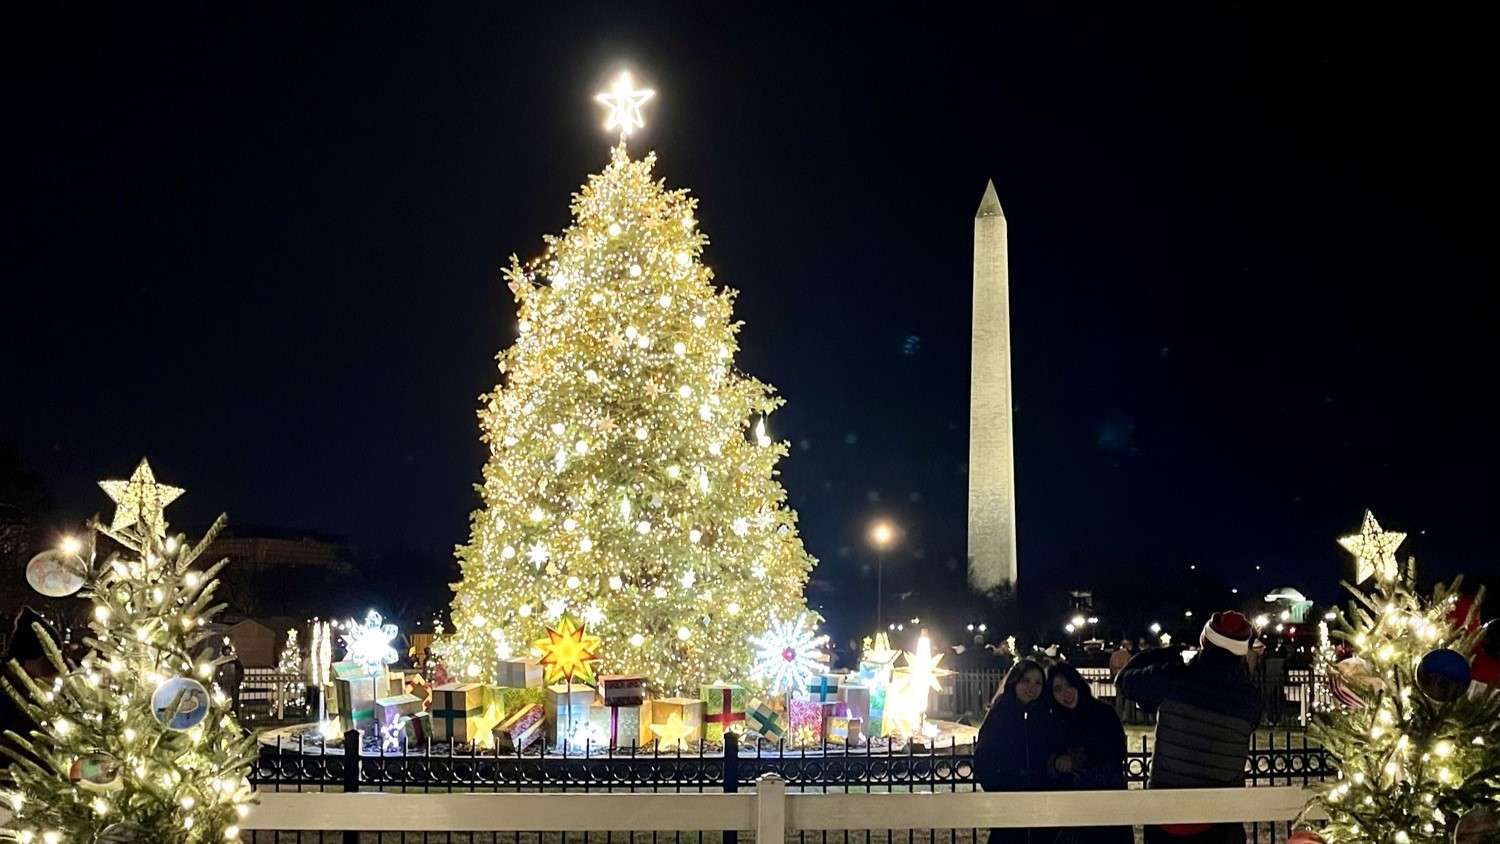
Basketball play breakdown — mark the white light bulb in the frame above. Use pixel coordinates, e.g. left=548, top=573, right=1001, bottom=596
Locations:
left=635, top=427, right=648, bottom=440
left=625, top=326, right=638, bottom=339
left=566, top=576, right=581, bottom=590
left=608, top=223, right=622, bottom=236
left=530, top=507, right=545, bottom=521
left=674, top=342, right=687, bottom=355
left=502, top=545, right=516, bottom=559
left=629, top=264, right=642, bottom=277
left=667, top=465, right=681, bottom=478
left=575, top=440, right=588, bottom=454
left=551, top=422, right=566, bottom=435
left=678, top=385, right=692, bottom=398
left=693, top=315, right=706, bottom=328
left=659, top=294, right=671, bottom=307
left=653, top=586, right=668, bottom=599
left=609, top=576, right=623, bottom=590
left=636, top=520, right=651, bottom=534
left=677, top=627, right=691, bottom=641
left=689, top=529, right=702, bottom=543
left=563, top=518, right=578, bottom=531
left=676, top=252, right=690, bottom=266
left=579, top=537, right=593, bottom=552
left=727, top=603, right=741, bottom=615
left=518, top=605, right=532, bottom=618
left=630, top=633, right=645, bottom=647
left=95, top=606, right=110, bottom=622
left=591, top=293, right=604, bottom=304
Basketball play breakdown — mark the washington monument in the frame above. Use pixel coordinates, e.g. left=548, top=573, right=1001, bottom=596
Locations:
left=967, top=180, right=1018, bottom=590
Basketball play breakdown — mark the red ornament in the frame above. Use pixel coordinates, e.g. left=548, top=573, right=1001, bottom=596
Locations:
left=782, top=648, right=796, bottom=663
left=1287, top=830, right=1327, bottom=844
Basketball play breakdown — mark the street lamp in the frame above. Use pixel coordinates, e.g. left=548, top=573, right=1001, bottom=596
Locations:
left=870, top=521, right=895, bottom=631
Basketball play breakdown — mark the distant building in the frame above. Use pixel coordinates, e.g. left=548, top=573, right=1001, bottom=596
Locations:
left=202, top=525, right=356, bottom=617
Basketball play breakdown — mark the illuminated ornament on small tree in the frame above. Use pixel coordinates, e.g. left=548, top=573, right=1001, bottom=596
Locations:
left=346, top=610, right=400, bottom=676
left=532, top=617, right=603, bottom=686
left=98, top=457, right=184, bottom=537
left=1337, top=509, right=1406, bottom=583
left=750, top=614, right=828, bottom=695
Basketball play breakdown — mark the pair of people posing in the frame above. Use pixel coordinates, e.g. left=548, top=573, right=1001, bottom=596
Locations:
left=974, top=659, right=1132, bottom=844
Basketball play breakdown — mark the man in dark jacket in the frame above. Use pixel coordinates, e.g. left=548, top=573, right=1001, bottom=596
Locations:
left=1117, top=611, right=1262, bottom=844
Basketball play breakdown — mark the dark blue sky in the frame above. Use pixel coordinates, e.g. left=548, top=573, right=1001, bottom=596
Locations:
left=4, top=5, right=1495, bottom=638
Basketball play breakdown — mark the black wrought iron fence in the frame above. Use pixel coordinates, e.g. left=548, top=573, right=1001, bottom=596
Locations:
left=252, top=727, right=1331, bottom=794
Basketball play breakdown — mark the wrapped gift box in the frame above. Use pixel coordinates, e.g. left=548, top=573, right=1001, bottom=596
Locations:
left=588, top=701, right=645, bottom=747
left=869, top=684, right=887, bottom=736
left=828, top=715, right=864, bottom=746
left=745, top=697, right=785, bottom=743
left=649, top=697, right=704, bottom=743
left=331, top=661, right=377, bottom=732
left=788, top=697, right=836, bottom=747
left=699, top=682, right=749, bottom=743
left=401, top=712, right=431, bottom=745
left=406, top=675, right=432, bottom=710
left=599, top=674, right=646, bottom=706
left=494, top=658, right=544, bottom=689
left=431, top=683, right=486, bottom=743
left=497, top=685, right=546, bottom=714
left=839, top=683, right=871, bottom=727
left=545, top=684, right=596, bottom=744
left=806, top=674, right=843, bottom=703
left=380, top=672, right=408, bottom=697
left=376, top=693, right=424, bottom=730
left=858, top=658, right=895, bottom=685
left=494, top=703, right=544, bottom=754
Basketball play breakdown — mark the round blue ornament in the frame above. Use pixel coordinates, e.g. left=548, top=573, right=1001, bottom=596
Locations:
left=1416, top=648, right=1470, bottom=703
left=151, top=677, right=210, bottom=730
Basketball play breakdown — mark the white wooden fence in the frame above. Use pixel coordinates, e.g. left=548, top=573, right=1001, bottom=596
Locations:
left=237, top=778, right=1327, bottom=836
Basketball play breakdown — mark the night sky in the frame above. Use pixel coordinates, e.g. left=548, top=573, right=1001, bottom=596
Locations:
left=4, top=6, right=1496, bottom=642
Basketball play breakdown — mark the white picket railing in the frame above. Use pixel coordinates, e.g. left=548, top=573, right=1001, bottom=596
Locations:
left=237, top=778, right=1327, bottom=836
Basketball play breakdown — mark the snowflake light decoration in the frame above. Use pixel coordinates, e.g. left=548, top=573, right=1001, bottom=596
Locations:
left=346, top=609, right=399, bottom=676
left=749, top=613, right=828, bottom=695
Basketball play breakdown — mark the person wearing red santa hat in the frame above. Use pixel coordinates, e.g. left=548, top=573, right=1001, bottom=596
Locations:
left=1118, top=610, right=1264, bottom=844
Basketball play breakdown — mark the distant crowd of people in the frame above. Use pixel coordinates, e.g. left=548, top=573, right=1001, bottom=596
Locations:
left=975, top=609, right=1264, bottom=844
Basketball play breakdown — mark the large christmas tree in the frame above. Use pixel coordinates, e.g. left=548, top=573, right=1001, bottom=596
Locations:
left=1, top=459, right=257, bottom=843
left=446, top=78, right=817, bottom=695
left=1307, top=511, right=1499, bottom=842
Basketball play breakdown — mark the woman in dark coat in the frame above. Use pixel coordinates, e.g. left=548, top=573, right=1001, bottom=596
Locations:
left=974, top=658, right=1057, bottom=844
left=1046, top=663, right=1133, bottom=844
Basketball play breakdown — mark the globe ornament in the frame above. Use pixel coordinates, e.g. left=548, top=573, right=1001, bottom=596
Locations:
left=1416, top=648, right=1471, bottom=703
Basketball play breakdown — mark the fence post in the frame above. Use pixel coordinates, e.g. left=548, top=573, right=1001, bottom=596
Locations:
left=343, top=729, right=360, bottom=844
left=724, top=732, right=740, bottom=844
left=755, top=774, right=785, bottom=843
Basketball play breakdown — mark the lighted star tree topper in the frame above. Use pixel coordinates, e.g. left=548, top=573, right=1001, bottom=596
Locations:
left=445, top=74, right=818, bottom=694
left=1337, top=509, right=1407, bottom=584
left=749, top=614, right=828, bottom=695
left=97, top=457, right=184, bottom=537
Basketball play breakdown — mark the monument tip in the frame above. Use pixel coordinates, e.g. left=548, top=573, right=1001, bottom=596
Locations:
left=976, top=180, right=1004, bottom=219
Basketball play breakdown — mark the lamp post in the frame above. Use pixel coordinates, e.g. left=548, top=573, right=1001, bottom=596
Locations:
left=870, top=521, right=895, bottom=632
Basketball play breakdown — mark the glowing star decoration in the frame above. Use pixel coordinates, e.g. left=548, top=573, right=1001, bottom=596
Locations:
left=345, top=610, right=400, bottom=676
left=594, top=71, right=654, bottom=137
left=1338, top=510, right=1407, bottom=583
left=532, top=617, right=602, bottom=686
left=749, top=614, right=829, bottom=695
left=901, top=630, right=951, bottom=694
left=650, top=711, right=695, bottom=752
left=98, top=458, right=184, bottom=536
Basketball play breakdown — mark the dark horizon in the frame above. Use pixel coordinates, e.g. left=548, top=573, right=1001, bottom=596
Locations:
left=4, top=5, right=1497, bottom=644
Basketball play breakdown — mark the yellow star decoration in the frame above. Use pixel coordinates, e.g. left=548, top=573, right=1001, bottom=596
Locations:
left=1338, top=509, right=1406, bottom=583
left=531, top=617, right=602, bottom=685
left=594, top=72, right=654, bottom=137
left=650, top=712, right=695, bottom=752
left=98, top=458, right=184, bottom=537
left=901, top=632, right=951, bottom=694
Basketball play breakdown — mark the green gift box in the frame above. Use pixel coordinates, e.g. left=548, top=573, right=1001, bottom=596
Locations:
left=869, top=684, right=886, bottom=736
left=699, top=682, right=749, bottom=743
left=497, top=685, right=546, bottom=713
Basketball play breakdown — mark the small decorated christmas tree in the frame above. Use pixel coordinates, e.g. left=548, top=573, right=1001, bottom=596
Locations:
left=446, top=74, right=817, bottom=694
left=1, top=459, right=257, bottom=842
left=277, top=629, right=300, bottom=675
left=1307, top=511, right=1500, bottom=842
